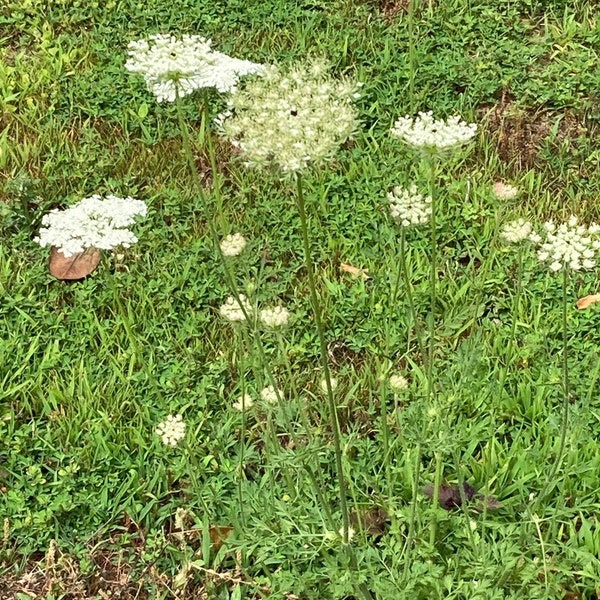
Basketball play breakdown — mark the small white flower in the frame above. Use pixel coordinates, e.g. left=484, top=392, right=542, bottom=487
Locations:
left=125, top=34, right=263, bottom=103
left=500, top=219, right=533, bottom=244
left=492, top=182, right=519, bottom=200
left=220, top=233, right=247, bottom=257
left=391, top=111, right=477, bottom=154
left=259, top=305, right=290, bottom=328
left=155, top=414, right=186, bottom=447
left=389, top=374, right=409, bottom=392
left=233, top=393, right=253, bottom=411
left=260, top=385, right=282, bottom=404
left=219, top=294, right=252, bottom=322
left=531, top=216, right=600, bottom=272
left=388, top=184, right=431, bottom=227
left=320, top=377, right=338, bottom=393
left=35, top=194, right=147, bottom=257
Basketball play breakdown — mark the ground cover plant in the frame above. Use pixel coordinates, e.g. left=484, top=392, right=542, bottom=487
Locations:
left=3, top=0, right=600, bottom=598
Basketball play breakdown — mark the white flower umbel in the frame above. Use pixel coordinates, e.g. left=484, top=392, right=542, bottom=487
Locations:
left=500, top=219, right=533, bottom=244
left=389, top=374, right=409, bottom=392
left=233, top=393, right=253, bottom=411
left=388, top=184, right=432, bottom=227
left=220, top=232, right=247, bottom=257
left=125, top=34, right=264, bottom=103
left=534, top=216, right=600, bottom=272
left=219, top=59, right=361, bottom=174
left=320, top=377, right=338, bottom=393
left=391, top=111, right=477, bottom=155
left=493, top=181, right=519, bottom=200
left=259, top=305, right=290, bottom=328
left=219, top=294, right=252, bottom=322
left=35, top=194, right=147, bottom=257
left=260, top=385, right=282, bottom=405
left=156, top=414, right=186, bottom=447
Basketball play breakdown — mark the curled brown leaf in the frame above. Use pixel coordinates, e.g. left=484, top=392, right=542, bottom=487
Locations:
left=576, top=294, right=600, bottom=310
left=340, top=262, right=370, bottom=280
left=49, top=247, right=101, bottom=280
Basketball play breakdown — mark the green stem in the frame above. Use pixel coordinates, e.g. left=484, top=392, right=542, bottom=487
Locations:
left=427, top=159, right=437, bottom=403
left=294, top=172, right=349, bottom=544
left=534, top=267, right=571, bottom=510
left=407, top=0, right=417, bottom=111
left=200, top=90, right=227, bottom=233
left=429, top=452, right=443, bottom=546
left=236, top=331, right=247, bottom=528
left=404, top=158, right=437, bottom=579
left=184, top=441, right=211, bottom=516
left=403, top=442, right=422, bottom=579
left=175, top=91, right=208, bottom=213
left=399, top=227, right=426, bottom=359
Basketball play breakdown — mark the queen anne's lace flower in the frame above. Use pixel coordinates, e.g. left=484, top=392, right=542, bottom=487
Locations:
left=388, top=184, right=431, bottom=227
left=219, top=294, right=252, bottom=322
left=533, top=216, right=600, bottom=272
left=156, top=414, right=186, bottom=447
left=500, top=219, right=533, bottom=244
left=219, top=59, right=361, bottom=174
left=220, top=233, right=247, bottom=257
left=389, top=374, right=409, bottom=392
left=125, top=34, right=263, bottom=102
left=493, top=182, right=519, bottom=200
left=391, top=111, right=477, bottom=154
left=35, top=195, right=147, bottom=257
left=260, top=385, right=282, bottom=404
left=233, top=393, right=253, bottom=411
left=259, top=305, right=290, bottom=328
left=320, top=377, right=338, bottom=393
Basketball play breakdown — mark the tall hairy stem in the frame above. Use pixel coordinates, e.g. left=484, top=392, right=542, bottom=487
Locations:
left=294, top=172, right=349, bottom=541
left=536, top=267, right=571, bottom=507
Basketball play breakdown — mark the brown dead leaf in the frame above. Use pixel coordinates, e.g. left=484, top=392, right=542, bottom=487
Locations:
left=423, top=482, right=502, bottom=511
left=576, top=294, right=600, bottom=309
left=350, top=507, right=390, bottom=537
left=209, top=525, right=233, bottom=551
left=49, top=247, right=101, bottom=280
left=340, top=263, right=369, bottom=280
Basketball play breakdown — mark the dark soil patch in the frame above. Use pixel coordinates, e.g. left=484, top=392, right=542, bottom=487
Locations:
left=480, top=91, right=586, bottom=170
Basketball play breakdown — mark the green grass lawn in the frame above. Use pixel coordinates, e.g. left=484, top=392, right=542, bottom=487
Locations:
left=3, top=0, right=600, bottom=598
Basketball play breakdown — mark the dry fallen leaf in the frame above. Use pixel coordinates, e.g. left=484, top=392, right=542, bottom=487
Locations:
left=340, top=262, right=369, bottom=280
left=350, top=507, right=390, bottom=537
left=576, top=294, right=600, bottom=309
left=49, top=247, right=101, bottom=280
left=209, top=525, right=233, bottom=551
left=423, top=482, right=501, bottom=511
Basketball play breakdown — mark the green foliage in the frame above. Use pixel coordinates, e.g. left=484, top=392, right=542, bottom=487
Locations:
left=3, top=0, right=600, bottom=598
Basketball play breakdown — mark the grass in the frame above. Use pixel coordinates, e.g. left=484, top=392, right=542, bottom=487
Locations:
left=3, top=0, right=600, bottom=598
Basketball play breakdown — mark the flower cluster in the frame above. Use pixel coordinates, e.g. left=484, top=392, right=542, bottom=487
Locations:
left=260, top=385, right=282, bottom=404
left=218, top=59, right=361, bottom=173
left=125, top=34, right=263, bottom=103
left=389, top=374, right=408, bottom=392
left=259, top=305, right=290, bottom=328
left=220, top=232, right=247, bottom=257
left=233, top=393, right=253, bottom=411
left=493, top=181, right=519, bottom=201
left=219, top=294, right=252, bottom=322
left=500, top=219, right=533, bottom=244
left=320, top=377, right=338, bottom=393
left=533, top=216, right=600, bottom=272
left=35, top=195, right=147, bottom=257
left=391, top=111, right=477, bottom=154
left=388, top=184, right=431, bottom=227
left=156, top=414, right=186, bottom=446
